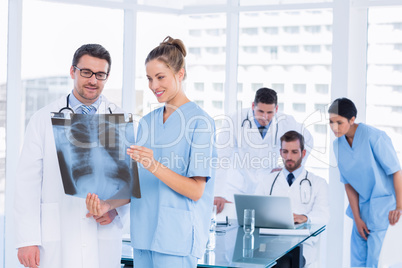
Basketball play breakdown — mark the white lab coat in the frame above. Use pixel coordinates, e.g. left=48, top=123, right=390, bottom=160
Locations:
left=255, top=167, right=329, bottom=267
left=215, top=107, right=314, bottom=201
left=14, top=95, right=129, bottom=268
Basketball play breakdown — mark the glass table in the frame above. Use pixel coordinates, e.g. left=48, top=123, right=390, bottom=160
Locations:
left=121, top=223, right=326, bottom=268
left=198, top=223, right=325, bottom=268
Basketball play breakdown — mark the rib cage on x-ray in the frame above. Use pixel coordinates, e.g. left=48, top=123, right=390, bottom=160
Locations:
left=51, top=113, right=140, bottom=200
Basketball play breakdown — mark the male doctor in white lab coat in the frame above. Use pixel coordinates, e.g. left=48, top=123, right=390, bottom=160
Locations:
left=214, top=87, right=313, bottom=213
left=255, top=130, right=329, bottom=267
left=14, top=44, right=128, bottom=268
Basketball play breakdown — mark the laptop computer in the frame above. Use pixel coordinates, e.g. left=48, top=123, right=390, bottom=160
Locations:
left=234, top=194, right=304, bottom=229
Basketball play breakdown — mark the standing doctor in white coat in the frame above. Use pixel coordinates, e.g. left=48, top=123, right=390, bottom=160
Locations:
left=14, top=44, right=128, bottom=268
left=214, top=88, right=313, bottom=213
left=255, top=131, right=329, bottom=267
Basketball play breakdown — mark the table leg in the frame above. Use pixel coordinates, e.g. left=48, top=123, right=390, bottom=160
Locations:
left=290, top=245, right=304, bottom=268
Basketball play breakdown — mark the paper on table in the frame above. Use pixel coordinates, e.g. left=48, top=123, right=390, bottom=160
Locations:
left=259, top=228, right=310, bottom=236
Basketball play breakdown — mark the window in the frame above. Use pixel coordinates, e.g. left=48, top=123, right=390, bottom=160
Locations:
left=283, top=45, right=299, bottom=53
left=251, top=83, right=263, bottom=91
left=22, top=0, right=124, bottom=121
left=205, top=47, right=222, bottom=54
left=278, top=102, right=284, bottom=112
left=213, top=83, right=223, bottom=92
left=394, top=65, right=402, bottom=72
left=205, top=28, right=223, bottom=36
left=293, top=103, right=306, bottom=112
left=391, top=106, right=402, bottom=113
left=293, top=84, right=306, bottom=93
left=189, top=29, right=202, bottom=36
left=393, top=85, right=402, bottom=92
left=238, top=83, right=243, bottom=93
left=393, top=23, right=402, bottom=30
left=194, top=82, right=205, bottom=91
left=212, top=100, right=223, bottom=109
left=238, top=9, right=333, bottom=175
left=283, top=26, right=299, bottom=34
left=367, top=6, right=402, bottom=163
left=263, top=46, right=278, bottom=58
left=179, top=13, right=226, bottom=118
left=194, top=100, right=204, bottom=107
left=394, top=44, right=402, bottom=51
left=315, top=84, right=329, bottom=94
left=237, top=100, right=243, bottom=110
left=314, top=124, right=327, bottom=134
left=242, top=27, right=258, bottom=35
left=315, top=103, right=327, bottom=111
left=272, top=83, right=284, bottom=93
left=189, top=47, right=201, bottom=56
left=263, top=27, right=278, bottom=35
left=304, top=45, right=321, bottom=53
left=207, top=65, right=225, bottom=72
left=243, top=46, right=258, bottom=53
left=304, top=25, right=321, bottom=33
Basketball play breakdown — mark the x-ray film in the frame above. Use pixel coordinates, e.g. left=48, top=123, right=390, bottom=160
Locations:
left=51, top=113, right=141, bottom=200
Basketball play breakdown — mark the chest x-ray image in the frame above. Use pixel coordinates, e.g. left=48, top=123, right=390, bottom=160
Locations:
left=51, top=113, right=141, bottom=200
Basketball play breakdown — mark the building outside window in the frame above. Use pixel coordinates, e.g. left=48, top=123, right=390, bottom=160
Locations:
left=238, top=9, right=333, bottom=178
left=366, top=6, right=402, bottom=162
left=315, top=84, right=329, bottom=94
left=293, top=83, right=307, bottom=93
left=194, top=82, right=205, bottom=91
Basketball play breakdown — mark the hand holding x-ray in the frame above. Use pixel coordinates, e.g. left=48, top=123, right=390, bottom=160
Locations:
left=86, top=193, right=111, bottom=217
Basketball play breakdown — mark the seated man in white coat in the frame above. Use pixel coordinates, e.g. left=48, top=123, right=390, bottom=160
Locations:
left=255, top=130, right=329, bottom=267
left=14, top=44, right=128, bottom=268
left=214, top=87, right=313, bottom=213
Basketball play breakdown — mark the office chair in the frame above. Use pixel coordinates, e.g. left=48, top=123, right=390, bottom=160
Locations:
left=378, top=219, right=402, bottom=268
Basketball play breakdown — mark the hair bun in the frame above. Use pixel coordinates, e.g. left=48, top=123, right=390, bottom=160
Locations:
left=161, top=36, right=187, bottom=57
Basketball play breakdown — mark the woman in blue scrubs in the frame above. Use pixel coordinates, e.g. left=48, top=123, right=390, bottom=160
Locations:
left=87, top=36, right=216, bottom=267
left=328, top=98, right=402, bottom=267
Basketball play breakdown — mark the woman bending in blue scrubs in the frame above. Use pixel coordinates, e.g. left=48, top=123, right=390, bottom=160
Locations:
left=328, top=98, right=402, bottom=267
left=87, top=36, right=216, bottom=267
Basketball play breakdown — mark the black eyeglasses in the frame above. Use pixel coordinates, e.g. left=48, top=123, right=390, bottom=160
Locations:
left=74, top=66, right=108, bottom=80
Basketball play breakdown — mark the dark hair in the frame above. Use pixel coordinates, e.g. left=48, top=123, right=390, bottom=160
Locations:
left=328, top=98, right=357, bottom=120
left=145, top=36, right=187, bottom=79
left=72, top=44, right=111, bottom=73
left=280, top=131, right=305, bottom=151
left=254, top=87, right=277, bottom=105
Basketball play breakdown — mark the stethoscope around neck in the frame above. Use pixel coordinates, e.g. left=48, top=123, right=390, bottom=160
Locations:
left=241, top=111, right=279, bottom=145
left=270, top=170, right=312, bottom=204
left=58, top=94, right=112, bottom=114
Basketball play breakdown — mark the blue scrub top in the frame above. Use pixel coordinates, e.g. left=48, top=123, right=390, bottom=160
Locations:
left=131, top=102, right=216, bottom=258
left=334, top=123, right=400, bottom=230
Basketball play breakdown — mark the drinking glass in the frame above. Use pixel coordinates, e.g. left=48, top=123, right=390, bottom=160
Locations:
left=243, top=233, right=254, bottom=258
left=206, top=205, right=217, bottom=250
left=243, top=208, right=255, bottom=234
